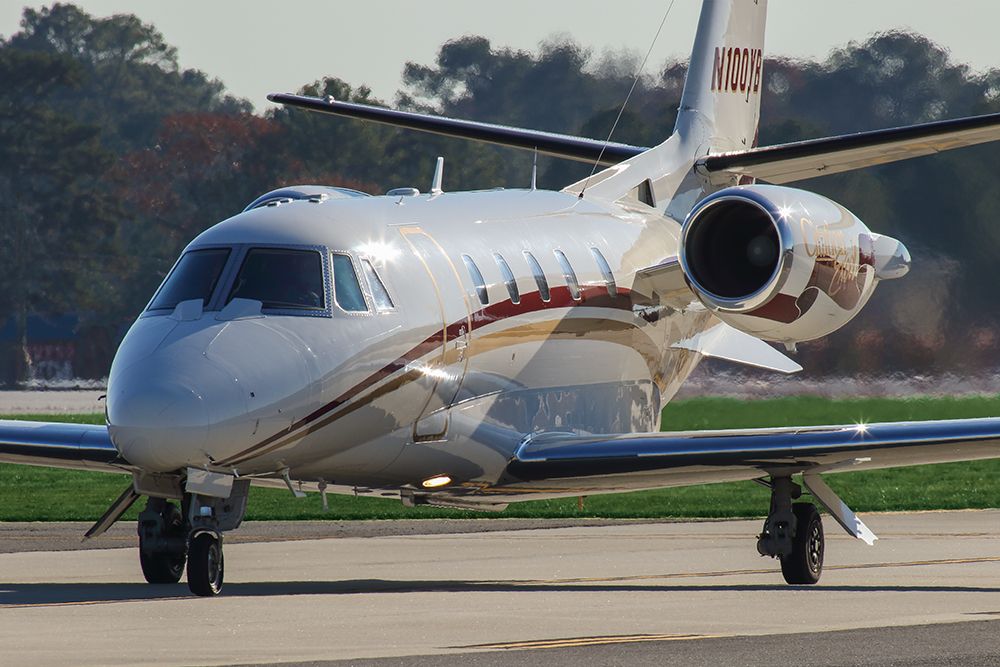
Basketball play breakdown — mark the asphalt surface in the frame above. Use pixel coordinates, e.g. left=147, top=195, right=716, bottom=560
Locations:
left=0, top=517, right=667, bottom=553
left=4, top=511, right=1000, bottom=666
left=269, top=621, right=1000, bottom=667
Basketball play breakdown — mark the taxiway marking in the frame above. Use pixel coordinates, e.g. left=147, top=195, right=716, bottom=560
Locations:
left=455, top=633, right=721, bottom=650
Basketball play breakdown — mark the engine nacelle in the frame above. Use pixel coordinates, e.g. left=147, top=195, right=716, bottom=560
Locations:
left=679, top=185, right=910, bottom=344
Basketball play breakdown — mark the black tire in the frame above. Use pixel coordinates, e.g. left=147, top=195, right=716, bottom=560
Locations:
left=187, top=532, right=224, bottom=596
left=140, top=549, right=185, bottom=584
left=139, top=503, right=185, bottom=584
left=780, top=502, right=824, bottom=585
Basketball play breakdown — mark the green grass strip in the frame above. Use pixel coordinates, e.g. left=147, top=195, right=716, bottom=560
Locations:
left=2, top=395, right=1000, bottom=521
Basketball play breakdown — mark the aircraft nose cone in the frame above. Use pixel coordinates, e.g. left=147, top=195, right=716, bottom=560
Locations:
left=108, top=375, right=210, bottom=472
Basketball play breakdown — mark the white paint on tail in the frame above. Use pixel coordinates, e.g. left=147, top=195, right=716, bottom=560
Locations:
left=565, top=0, right=768, bottom=214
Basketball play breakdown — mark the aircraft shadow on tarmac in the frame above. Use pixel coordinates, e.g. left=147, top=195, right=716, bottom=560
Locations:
left=4, top=579, right=1000, bottom=606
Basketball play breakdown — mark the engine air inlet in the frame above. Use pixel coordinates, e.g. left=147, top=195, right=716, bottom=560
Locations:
left=682, top=197, right=781, bottom=304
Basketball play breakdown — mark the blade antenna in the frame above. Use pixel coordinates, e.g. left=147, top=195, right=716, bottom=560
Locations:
left=530, top=147, right=538, bottom=190
left=579, top=0, right=676, bottom=199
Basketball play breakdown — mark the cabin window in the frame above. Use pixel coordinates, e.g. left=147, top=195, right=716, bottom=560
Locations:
left=228, top=248, right=325, bottom=310
left=553, top=249, right=582, bottom=301
left=523, top=251, right=550, bottom=302
left=493, top=253, right=519, bottom=304
left=331, top=253, right=369, bottom=312
left=361, top=258, right=394, bottom=311
left=590, top=247, right=617, bottom=298
left=462, top=254, right=489, bottom=305
left=149, top=247, right=231, bottom=311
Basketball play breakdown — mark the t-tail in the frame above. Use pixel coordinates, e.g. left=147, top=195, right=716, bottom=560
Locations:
left=675, top=0, right=767, bottom=153
left=269, top=0, right=1000, bottom=214
left=565, top=0, right=768, bottom=212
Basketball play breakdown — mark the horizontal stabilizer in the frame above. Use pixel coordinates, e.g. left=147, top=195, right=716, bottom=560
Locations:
left=268, top=93, right=643, bottom=165
left=270, top=94, right=1000, bottom=191
left=700, top=111, right=1000, bottom=184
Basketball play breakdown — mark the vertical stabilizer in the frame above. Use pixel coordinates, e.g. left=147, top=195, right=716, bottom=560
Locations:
left=565, top=0, right=768, bottom=211
left=675, top=0, right=767, bottom=152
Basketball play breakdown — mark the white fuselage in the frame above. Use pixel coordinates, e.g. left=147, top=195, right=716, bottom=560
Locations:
left=106, top=188, right=715, bottom=497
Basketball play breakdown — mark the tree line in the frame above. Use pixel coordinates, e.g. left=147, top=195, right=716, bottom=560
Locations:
left=2, top=3, right=999, bottom=385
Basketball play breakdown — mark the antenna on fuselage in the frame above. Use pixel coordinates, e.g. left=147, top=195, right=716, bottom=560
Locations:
left=578, top=0, right=676, bottom=199
left=530, top=147, right=538, bottom=191
left=430, top=156, right=444, bottom=195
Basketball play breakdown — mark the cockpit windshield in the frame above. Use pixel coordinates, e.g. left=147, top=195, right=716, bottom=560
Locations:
left=148, top=248, right=230, bottom=311
left=227, top=248, right=325, bottom=310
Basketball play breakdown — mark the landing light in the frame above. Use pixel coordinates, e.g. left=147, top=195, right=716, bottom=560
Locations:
left=854, top=422, right=869, bottom=435
left=422, top=475, right=452, bottom=488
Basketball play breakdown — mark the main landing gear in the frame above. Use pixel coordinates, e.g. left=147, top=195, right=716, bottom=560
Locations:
left=136, top=478, right=249, bottom=596
left=756, top=472, right=878, bottom=585
left=756, top=476, right=824, bottom=584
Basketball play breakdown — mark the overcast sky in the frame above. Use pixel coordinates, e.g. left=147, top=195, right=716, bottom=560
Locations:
left=2, top=1, right=997, bottom=111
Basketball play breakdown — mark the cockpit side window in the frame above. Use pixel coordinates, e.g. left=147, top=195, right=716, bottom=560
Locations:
left=227, top=248, right=325, bottom=310
left=331, top=252, right=369, bottom=312
left=149, top=248, right=231, bottom=311
left=361, top=258, right=394, bottom=311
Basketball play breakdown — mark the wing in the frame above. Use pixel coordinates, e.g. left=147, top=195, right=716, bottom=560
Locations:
left=699, top=112, right=1000, bottom=185
left=0, top=419, right=126, bottom=472
left=503, top=418, right=1000, bottom=493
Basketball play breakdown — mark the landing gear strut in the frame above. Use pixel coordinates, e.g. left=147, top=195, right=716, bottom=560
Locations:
left=179, top=479, right=250, bottom=597
left=756, top=476, right=824, bottom=585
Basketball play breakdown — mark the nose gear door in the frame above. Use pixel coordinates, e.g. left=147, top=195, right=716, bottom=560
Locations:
left=399, top=226, right=472, bottom=441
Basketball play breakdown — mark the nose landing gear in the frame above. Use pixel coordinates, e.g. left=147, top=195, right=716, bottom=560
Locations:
left=137, top=498, right=186, bottom=584
left=187, top=531, right=224, bottom=596
left=135, top=478, right=248, bottom=596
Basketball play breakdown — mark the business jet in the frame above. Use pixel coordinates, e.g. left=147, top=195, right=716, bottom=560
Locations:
left=4, top=0, right=1000, bottom=596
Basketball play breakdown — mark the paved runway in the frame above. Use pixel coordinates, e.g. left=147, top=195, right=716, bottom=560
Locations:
left=3, top=511, right=1000, bottom=666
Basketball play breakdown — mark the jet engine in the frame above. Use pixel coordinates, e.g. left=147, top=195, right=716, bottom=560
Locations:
left=678, top=185, right=910, bottom=344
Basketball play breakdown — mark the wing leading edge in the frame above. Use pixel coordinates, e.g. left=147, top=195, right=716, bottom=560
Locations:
left=0, top=420, right=125, bottom=472
left=505, top=417, right=1000, bottom=490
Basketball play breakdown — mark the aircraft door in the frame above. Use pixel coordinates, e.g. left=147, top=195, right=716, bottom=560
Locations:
left=399, top=226, right=471, bottom=441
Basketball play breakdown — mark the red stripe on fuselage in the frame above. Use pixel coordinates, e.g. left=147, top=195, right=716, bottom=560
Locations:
left=217, top=283, right=639, bottom=466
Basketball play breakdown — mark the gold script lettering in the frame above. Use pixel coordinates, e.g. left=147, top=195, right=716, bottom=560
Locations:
left=800, top=217, right=861, bottom=295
